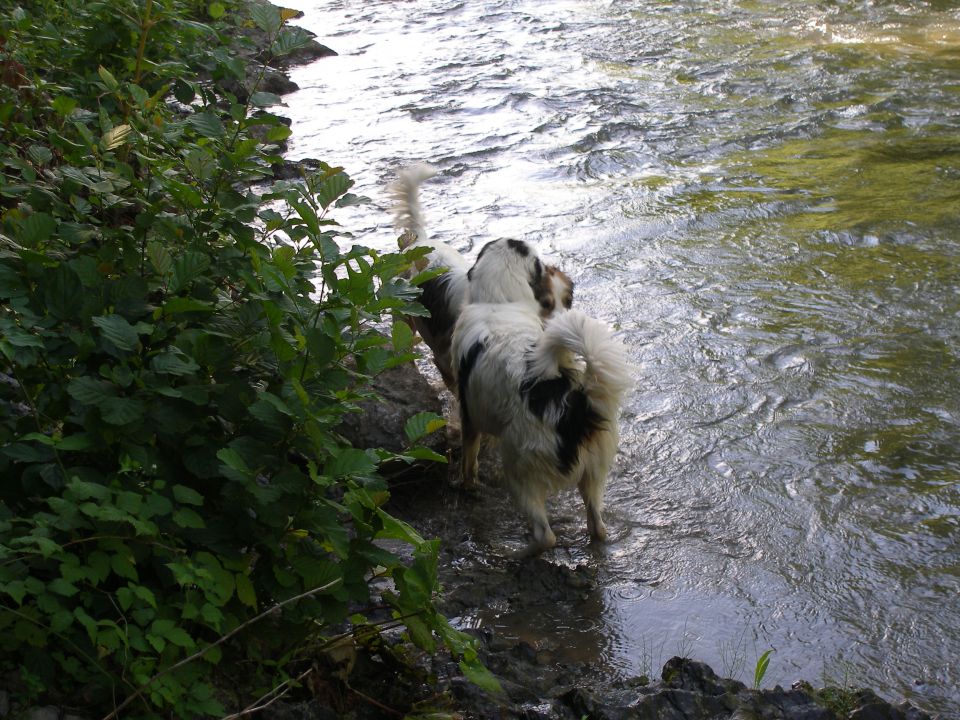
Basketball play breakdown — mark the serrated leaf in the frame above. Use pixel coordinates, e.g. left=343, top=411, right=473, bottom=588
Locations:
left=52, top=95, right=77, bottom=116
left=20, top=212, right=56, bottom=244
left=316, top=171, right=353, bottom=210
left=48, top=578, right=79, bottom=597
left=92, top=314, right=139, bottom=352
left=272, top=26, right=313, bottom=56
left=265, top=124, right=292, bottom=142
left=27, top=145, right=53, bottom=166
left=187, top=110, right=225, bottom=138
left=391, top=318, right=415, bottom=352
left=100, top=396, right=145, bottom=425
left=151, top=348, right=200, bottom=376
left=249, top=2, right=281, bottom=33
left=111, top=553, right=138, bottom=581
left=375, top=508, right=425, bottom=546
left=172, top=484, right=203, bottom=506
left=147, top=241, right=173, bottom=275
left=398, top=447, right=448, bottom=463
left=325, top=448, right=378, bottom=478
left=66, top=478, right=111, bottom=500
left=173, top=508, right=205, bottom=528
left=404, top=411, right=447, bottom=443
left=171, top=251, right=210, bottom=293
left=67, top=376, right=116, bottom=405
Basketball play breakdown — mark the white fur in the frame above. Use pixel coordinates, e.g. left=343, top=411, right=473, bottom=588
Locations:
left=452, top=303, right=630, bottom=555
left=388, top=166, right=573, bottom=389
left=389, top=164, right=470, bottom=388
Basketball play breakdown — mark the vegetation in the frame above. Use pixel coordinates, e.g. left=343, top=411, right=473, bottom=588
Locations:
left=0, top=0, right=493, bottom=716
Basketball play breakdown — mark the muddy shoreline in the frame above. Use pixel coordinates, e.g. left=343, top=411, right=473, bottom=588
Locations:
left=259, top=4, right=939, bottom=717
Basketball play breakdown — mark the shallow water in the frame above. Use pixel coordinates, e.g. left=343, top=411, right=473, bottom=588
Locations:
left=277, top=0, right=960, bottom=713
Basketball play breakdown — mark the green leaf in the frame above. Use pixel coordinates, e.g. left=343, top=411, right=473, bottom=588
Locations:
left=266, top=124, right=292, bottom=142
left=43, top=263, right=83, bottom=320
left=151, top=348, right=200, bottom=376
left=316, top=171, right=353, bottom=210
left=250, top=2, right=281, bottom=33
left=460, top=656, right=503, bottom=694
left=20, top=212, right=56, bottom=245
left=754, top=649, right=773, bottom=688
left=375, top=508, right=425, bottom=546
left=100, top=397, right=146, bottom=425
left=404, top=412, right=446, bottom=444
left=66, top=477, right=111, bottom=500
left=148, top=241, right=173, bottom=275
left=305, top=328, right=336, bottom=366
left=52, top=95, right=78, bottom=116
left=272, top=26, right=314, bottom=57
left=48, top=578, right=79, bottom=597
left=325, top=448, right=378, bottom=478
left=250, top=91, right=282, bottom=107
left=173, top=485, right=204, bottom=506
left=235, top=573, right=257, bottom=609
left=208, top=1, right=226, bottom=19
left=98, top=65, right=120, bottom=92
left=67, top=376, right=116, bottom=405
left=28, top=145, right=53, bottom=166
left=217, top=448, right=253, bottom=479
left=111, top=553, right=139, bottom=581
left=187, top=111, right=225, bottom=138
left=93, top=314, right=139, bottom=352
left=171, top=251, right=210, bottom=293
left=173, top=508, right=205, bottom=529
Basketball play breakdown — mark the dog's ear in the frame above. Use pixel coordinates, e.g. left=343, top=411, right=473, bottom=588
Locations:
left=468, top=239, right=498, bottom=281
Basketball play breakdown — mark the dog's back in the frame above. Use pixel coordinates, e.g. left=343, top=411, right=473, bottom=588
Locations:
left=453, top=303, right=630, bottom=554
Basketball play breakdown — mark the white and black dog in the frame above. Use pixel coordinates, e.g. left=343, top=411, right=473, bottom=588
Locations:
left=390, top=165, right=573, bottom=390
left=452, top=243, right=630, bottom=556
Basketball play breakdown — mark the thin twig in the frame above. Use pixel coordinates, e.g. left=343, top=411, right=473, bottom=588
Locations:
left=220, top=666, right=314, bottom=720
left=347, top=685, right=403, bottom=718
left=102, top=578, right=342, bottom=720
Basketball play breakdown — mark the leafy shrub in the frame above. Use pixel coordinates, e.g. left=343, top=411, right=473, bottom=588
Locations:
left=0, top=1, right=493, bottom=716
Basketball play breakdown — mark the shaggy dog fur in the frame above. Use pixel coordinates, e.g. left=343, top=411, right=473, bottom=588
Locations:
left=452, top=245, right=630, bottom=555
left=389, top=165, right=573, bottom=389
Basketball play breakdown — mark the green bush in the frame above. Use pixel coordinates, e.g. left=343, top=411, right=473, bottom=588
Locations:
left=0, top=1, right=493, bottom=716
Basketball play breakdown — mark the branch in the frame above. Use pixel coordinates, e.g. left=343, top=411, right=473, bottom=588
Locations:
left=102, top=578, right=342, bottom=720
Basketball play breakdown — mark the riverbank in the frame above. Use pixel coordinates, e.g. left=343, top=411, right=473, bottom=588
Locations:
left=274, top=364, right=939, bottom=719
left=252, top=3, right=939, bottom=718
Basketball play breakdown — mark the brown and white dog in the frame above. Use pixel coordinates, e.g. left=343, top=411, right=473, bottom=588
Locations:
left=451, top=242, right=630, bottom=556
left=390, top=165, right=573, bottom=389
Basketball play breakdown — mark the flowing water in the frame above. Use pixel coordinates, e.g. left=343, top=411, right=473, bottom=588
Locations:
left=276, top=0, right=960, bottom=713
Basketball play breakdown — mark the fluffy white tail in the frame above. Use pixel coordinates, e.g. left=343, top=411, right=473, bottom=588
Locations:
left=530, top=310, right=631, bottom=403
left=389, top=163, right=437, bottom=247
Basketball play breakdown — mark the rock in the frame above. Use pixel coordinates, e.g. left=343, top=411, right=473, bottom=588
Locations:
left=337, top=361, right=447, bottom=474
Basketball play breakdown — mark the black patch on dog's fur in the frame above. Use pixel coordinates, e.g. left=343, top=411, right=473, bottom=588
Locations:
left=418, top=274, right=458, bottom=338
left=507, top=239, right=530, bottom=257
left=458, top=341, right=486, bottom=423
left=521, top=368, right=606, bottom=474
left=468, top=240, right=498, bottom=280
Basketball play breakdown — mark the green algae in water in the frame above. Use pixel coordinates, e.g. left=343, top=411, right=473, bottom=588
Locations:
left=723, top=128, right=960, bottom=235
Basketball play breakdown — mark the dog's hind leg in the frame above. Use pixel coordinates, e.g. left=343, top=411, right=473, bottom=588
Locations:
left=460, top=417, right=481, bottom=489
left=578, top=464, right=608, bottom=543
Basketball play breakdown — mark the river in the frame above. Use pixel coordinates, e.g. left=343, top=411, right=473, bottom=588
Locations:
left=275, top=1, right=960, bottom=714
